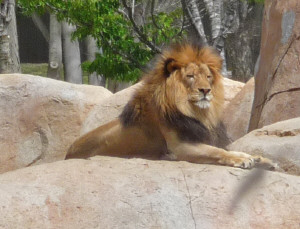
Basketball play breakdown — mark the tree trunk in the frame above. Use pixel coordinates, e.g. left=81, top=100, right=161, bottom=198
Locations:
left=31, top=12, right=49, bottom=43
left=85, top=36, right=105, bottom=86
left=249, top=0, right=300, bottom=131
left=182, top=0, right=207, bottom=44
left=204, top=0, right=222, bottom=41
left=47, top=14, right=62, bottom=80
left=0, top=0, right=20, bottom=73
left=61, top=20, right=82, bottom=84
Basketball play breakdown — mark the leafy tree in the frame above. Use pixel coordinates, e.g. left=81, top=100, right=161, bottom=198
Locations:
left=18, top=0, right=184, bottom=81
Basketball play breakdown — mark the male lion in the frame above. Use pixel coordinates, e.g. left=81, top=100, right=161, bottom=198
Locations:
left=66, top=43, right=274, bottom=169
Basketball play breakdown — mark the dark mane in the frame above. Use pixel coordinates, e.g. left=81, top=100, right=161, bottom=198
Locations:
left=164, top=111, right=211, bottom=143
left=119, top=103, right=137, bottom=127
left=165, top=111, right=230, bottom=147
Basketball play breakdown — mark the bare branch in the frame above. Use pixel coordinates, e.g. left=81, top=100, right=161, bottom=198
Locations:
left=150, top=0, right=167, bottom=40
left=131, top=0, right=135, bottom=16
left=121, top=0, right=161, bottom=54
left=117, top=9, right=129, bottom=20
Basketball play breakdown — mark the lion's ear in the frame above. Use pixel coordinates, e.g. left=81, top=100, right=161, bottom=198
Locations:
left=164, top=58, right=180, bottom=77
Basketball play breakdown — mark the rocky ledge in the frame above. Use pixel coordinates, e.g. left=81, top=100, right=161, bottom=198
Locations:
left=0, top=156, right=299, bottom=228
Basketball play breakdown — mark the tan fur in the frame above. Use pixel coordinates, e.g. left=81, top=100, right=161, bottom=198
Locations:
left=66, top=43, right=275, bottom=170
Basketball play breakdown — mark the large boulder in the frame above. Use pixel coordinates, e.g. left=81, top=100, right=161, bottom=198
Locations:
left=223, top=78, right=254, bottom=141
left=228, top=117, right=300, bottom=176
left=0, top=74, right=112, bottom=173
left=249, top=0, right=300, bottom=131
left=82, top=78, right=244, bottom=134
left=0, top=156, right=299, bottom=228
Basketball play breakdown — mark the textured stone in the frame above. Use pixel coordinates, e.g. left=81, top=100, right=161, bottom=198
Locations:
left=0, top=74, right=112, bottom=173
left=223, top=78, right=245, bottom=107
left=0, top=157, right=299, bottom=229
left=249, top=0, right=300, bottom=131
left=223, top=78, right=254, bottom=141
left=229, top=118, right=300, bottom=176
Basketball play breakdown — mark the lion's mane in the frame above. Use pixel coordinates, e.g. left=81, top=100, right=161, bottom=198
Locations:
left=120, top=43, right=228, bottom=147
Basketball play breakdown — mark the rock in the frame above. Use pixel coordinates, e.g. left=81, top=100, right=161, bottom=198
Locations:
left=223, top=78, right=245, bottom=107
left=228, top=117, right=300, bottom=176
left=0, top=74, right=112, bottom=173
left=249, top=0, right=300, bottom=131
left=82, top=79, right=243, bottom=134
left=223, top=78, right=254, bottom=141
left=0, top=156, right=299, bottom=228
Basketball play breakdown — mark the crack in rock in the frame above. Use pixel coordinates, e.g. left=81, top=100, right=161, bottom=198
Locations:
left=181, top=169, right=197, bottom=229
left=255, top=36, right=300, bottom=110
left=266, top=87, right=300, bottom=103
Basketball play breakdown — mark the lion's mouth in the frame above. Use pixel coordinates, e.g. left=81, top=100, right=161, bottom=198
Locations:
left=191, top=98, right=211, bottom=109
left=189, top=93, right=213, bottom=109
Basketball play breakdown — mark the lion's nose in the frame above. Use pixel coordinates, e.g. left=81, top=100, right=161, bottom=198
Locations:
left=199, top=88, right=211, bottom=96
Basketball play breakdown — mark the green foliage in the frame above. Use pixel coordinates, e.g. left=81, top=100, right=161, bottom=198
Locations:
left=18, top=0, right=185, bottom=82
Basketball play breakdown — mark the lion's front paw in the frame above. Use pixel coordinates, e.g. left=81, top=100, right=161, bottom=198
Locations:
left=218, top=152, right=259, bottom=169
left=232, top=157, right=260, bottom=169
left=219, top=151, right=259, bottom=169
left=226, top=152, right=277, bottom=170
left=218, top=151, right=277, bottom=170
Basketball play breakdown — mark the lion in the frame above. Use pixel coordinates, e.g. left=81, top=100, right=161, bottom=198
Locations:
left=66, top=43, right=275, bottom=169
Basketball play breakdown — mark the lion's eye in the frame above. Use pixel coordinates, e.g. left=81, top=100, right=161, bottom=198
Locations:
left=207, top=75, right=212, bottom=79
left=187, top=74, right=194, bottom=79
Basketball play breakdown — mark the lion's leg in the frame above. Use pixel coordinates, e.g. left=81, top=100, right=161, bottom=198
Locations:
left=165, top=141, right=275, bottom=169
left=66, top=119, right=166, bottom=160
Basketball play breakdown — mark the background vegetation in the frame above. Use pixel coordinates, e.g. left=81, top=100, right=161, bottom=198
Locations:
left=6, top=0, right=265, bottom=89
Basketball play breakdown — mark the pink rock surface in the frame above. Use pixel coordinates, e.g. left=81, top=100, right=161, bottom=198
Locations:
left=0, top=157, right=299, bottom=228
left=0, top=74, right=112, bottom=173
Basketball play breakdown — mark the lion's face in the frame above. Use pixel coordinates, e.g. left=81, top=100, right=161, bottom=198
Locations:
left=181, top=63, right=214, bottom=109
left=148, top=45, right=224, bottom=126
